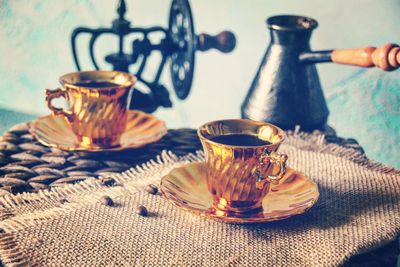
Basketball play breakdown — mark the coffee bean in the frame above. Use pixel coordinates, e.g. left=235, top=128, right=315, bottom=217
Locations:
left=58, top=198, right=68, bottom=204
left=135, top=205, right=148, bottom=216
left=100, top=177, right=116, bottom=187
left=100, top=196, right=113, bottom=206
left=145, top=184, right=158, bottom=195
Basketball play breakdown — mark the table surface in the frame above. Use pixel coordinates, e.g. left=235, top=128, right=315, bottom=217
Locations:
left=0, top=122, right=398, bottom=266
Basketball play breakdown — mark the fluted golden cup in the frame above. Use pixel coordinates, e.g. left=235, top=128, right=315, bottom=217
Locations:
left=198, top=119, right=288, bottom=214
left=45, top=71, right=136, bottom=149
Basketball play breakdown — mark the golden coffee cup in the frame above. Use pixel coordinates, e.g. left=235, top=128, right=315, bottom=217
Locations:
left=198, top=119, right=288, bottom=214
left=45, top=70, right=136, bottom=149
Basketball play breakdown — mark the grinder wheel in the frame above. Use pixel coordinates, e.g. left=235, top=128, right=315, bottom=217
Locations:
left=168, top=0, right=195, bottom=100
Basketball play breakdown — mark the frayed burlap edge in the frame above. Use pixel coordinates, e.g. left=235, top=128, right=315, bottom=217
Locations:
left=0, top=132, right=398, bottom=266
left=0, top=151, right=204, bottom=266
left=285, top=130, right=399, bottom=175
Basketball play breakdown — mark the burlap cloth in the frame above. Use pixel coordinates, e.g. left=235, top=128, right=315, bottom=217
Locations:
left=0, top=133, right=398, bottom=267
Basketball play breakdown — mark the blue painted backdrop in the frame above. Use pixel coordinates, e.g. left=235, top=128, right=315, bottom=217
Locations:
left=0, top=0, right=399, bottom=168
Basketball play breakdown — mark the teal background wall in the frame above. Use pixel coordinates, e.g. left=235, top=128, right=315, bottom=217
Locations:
left=0, top=0, right=399, bottom=168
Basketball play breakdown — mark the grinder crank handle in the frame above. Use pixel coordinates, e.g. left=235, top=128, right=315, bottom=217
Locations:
left=197, top=31, right=236, bottom=53
left=331, top=43, right=400, bottom=71
left=300, top=43, right=400, bottom=71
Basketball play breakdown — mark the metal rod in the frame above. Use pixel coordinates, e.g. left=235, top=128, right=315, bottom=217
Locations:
left=299, top=50, right=333, bottom=64
left=154, top=54, right=167, bottom=83
left=71, top=27, right=95, bottom=71
left=128, top=27, right=168, bottom=35
left=119, top=35, right=124, bottom=55
left=136, top=56, right=148, bottom=78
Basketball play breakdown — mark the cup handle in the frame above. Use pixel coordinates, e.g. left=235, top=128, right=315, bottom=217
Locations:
left=255, top=151, right=288, bottom=190
left=45, top=88, right=73, bottom=120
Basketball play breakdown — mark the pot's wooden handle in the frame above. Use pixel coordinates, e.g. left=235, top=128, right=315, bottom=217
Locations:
left=331, top=43, right=400, bottom=71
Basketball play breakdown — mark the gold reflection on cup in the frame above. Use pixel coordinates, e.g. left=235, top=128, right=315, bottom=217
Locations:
left=45, top=70, right=136, bottom=148
left=198, top=119, right=287, bottom=214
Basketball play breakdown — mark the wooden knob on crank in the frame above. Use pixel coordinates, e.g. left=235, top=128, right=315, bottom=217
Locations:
left=197, top=31, right=236, bottom=53
left=332, top=43, right=400, bottom=71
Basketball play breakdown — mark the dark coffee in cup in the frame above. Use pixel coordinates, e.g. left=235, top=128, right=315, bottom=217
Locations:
left=210, top=134, right=271, bottom=146
left=73, top=81, right=121, bottom=88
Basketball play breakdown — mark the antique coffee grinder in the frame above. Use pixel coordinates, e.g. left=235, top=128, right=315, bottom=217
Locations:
left=241, top=15, right=400, bottom=131
left=71, top=0, right=236, bottom=113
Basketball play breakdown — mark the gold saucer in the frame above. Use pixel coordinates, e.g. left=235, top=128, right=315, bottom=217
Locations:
left=160, top=162, right=319, bottom=223
left=29, top=110, right=167, bottom=152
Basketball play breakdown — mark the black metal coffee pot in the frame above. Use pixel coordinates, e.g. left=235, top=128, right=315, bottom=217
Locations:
left=241, top=15, right=400, bottom=131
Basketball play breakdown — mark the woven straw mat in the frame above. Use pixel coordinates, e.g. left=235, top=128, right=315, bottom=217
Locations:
left=0, top=132, right=398, bottom=267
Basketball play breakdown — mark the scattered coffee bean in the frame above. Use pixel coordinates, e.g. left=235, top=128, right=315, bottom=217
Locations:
left=100, top=196, right=113, bottom=206
left=59, top=198, right=68, bottom=204
left=100, top=177, right=116, bottom=187
left=145, top=184, right=158, bottom=195
left=135, top=205, right=148, bottom=216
